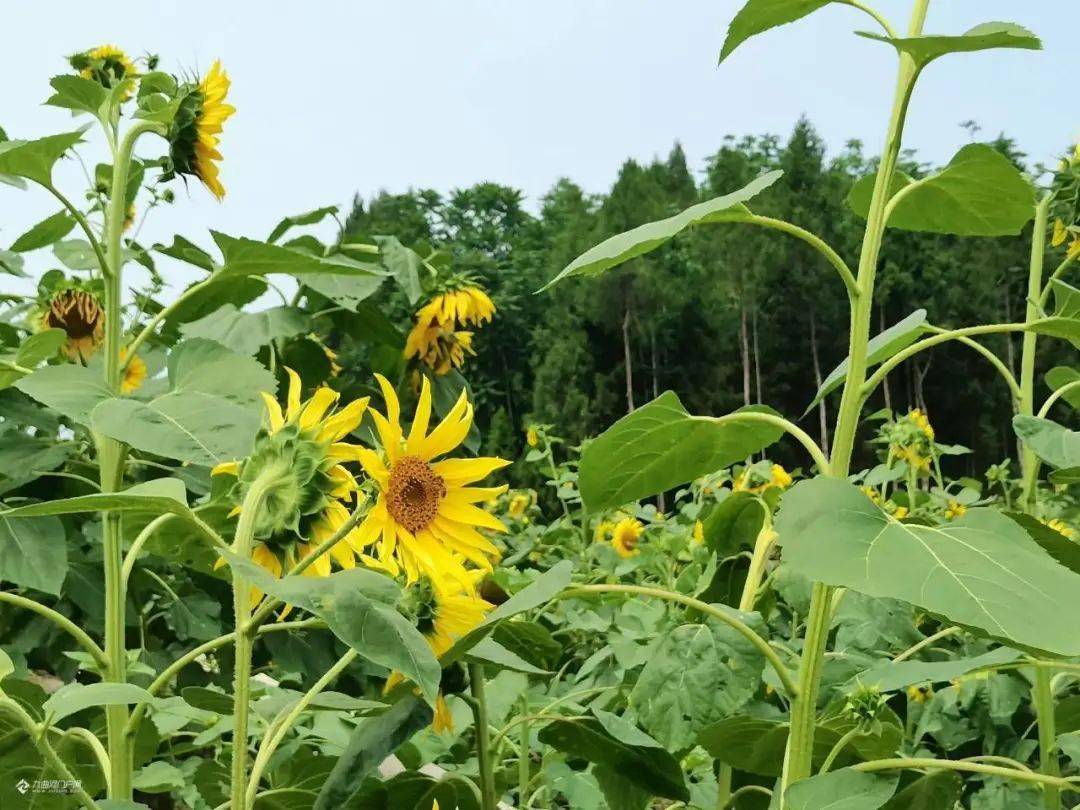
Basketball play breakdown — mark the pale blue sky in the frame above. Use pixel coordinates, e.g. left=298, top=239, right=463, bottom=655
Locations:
left=1, top=1, right=1075, bottom=295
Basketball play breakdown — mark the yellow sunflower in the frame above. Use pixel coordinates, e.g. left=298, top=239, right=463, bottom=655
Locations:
left=507, top=492, right=531, bottom=520
left=416, top=286, right=496, bottom=328
left=120, top=350, right=147, bottom=394
left=166, top=60, right=235, bottom=200
left=350, top=375, right=509, bottom=587
left=1053, top=219, right=1068, bottom=248
left=72, top=44, right=138, bottom=100
left=944, top=500, right=966, bottom=520
left=525, top=425, right=539, bottom=448
left=1045, top=518, right=1077, bottom=539
left=404, top=320, right=476, bottom=376
left=611, top=518, right=642, bottom=558
left=433, top=694, right=455, bottom=734
left=212, top=369, right=371, bottom=582
left=692, top=520, right=704, bottom=545
left=39, top=288, right=105, bottom=361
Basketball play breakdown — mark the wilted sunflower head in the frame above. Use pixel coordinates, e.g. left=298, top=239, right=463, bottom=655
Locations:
left=164, top=60, right=235, bottom=200
left=38, top=287, right=105, bottom=361
left=212, top=369, right=371, bottom=577
left=404, top=320, right=476, bottom=376
left=416, top=284, right=496, bottom=329
left=70, top=44, right=138, bottom=100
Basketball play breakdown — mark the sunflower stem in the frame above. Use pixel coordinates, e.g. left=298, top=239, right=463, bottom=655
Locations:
left=470, top=662, right=499, bottom=810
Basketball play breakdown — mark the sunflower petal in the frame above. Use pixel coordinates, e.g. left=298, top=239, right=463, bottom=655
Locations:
left=318, top=396, right=369, bottom=443
left=211, top=460, right=241, bottom=477
left=437, top=500, right=508, bottom=533
left=406, top=376, right=433, bottom=455
left=260, top=392, right=284, bottom=433
left=299, top=386, right=340, bottom=431
left=374, top=373, right=400, bottom=427
left=431, top=457, right=511, bottom=486
left=285, top=367, right=303, bottom=422
left=418, top=390, right=470, bottom=460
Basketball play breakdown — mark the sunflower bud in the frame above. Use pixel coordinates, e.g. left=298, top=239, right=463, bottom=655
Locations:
left=843, top=684, right=888, bottom=730
left=38, top=288, right=105, bottom=361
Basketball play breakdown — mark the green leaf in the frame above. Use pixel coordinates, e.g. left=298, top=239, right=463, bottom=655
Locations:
left=0, top=513, right=65, bottom=594
left=1050, top=279, right=1080, bottom=319
left=15, top=363, right=112, bottom=423
left=374, top=235, right=424, bottom=304
left=1045, top=366, right=1080, bottom=410
left=849, top=144, right=1035, bottom=236
left=214, top=232, right=383, bottom=278
left=154, top=235, right=217, bottom=271
left=9, top=210, right=75, bottom=252
left=1013, top=416, right=1080, bottom=469
left=464, top=637, right=550, bottom=675
left=857, top=22, right=1041, bottom=68
left=1026, top=316, right=1080, bottom=349
left=53, top=238, right=99, bottom=270
left=786, top=767, right=898, bottom=810
left=0, top=329, right=66, bottom=390
left=719, top=0, right=838, bottom=62
left=303, top=272, right=384, bottom=311
left=218, top=550, right=440, bottom=702
left=1008, top=512, right=1080, bottom=576
left=544, top=171, right=781, bottom=288
left=0, top=130, right=84, bottom=186
left=700, top=491, right=766, bottom=558
left=91, top=339, right=274, bottom=465
left=856, top=646, right=1021, bottom=693
left=538, top=709, right=689, bottom=801
left=131, top=760, right=186, bottom=793
left=628, top=608, right=767, bottom=749
left=343, top=771, right=481, bottom=809
left=1, top=478, right=190, bottom=519
left=845, top=171, right=913, bottom=221
left=777, top=477, right=1080, bottom=656
left=579, top=392, right=784, bottom=511
left=179, top=304, right=311, bottom=355
left=43, top=681, right=153, bottom=721
left=313, top=695, right=433, bottom=810
left=881, top=771, right=963, bottom=810
left=45, top=75, right=109, bottom=115
left=0, top=650, right=12, bottom=681
left=268, top=206, right=339, bottom=243
left=808, top=310, right=927, bottom=411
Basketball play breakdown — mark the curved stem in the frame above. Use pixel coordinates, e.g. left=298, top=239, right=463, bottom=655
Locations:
left=820, top=727, right=862, bottom=774
left=924, top=326, right=1022, bottom=404
left=120, top=513, right=174, bottom=589
left=41, top=182, right=108, bottom=277
left=0, top=591, right=107, bottom=667
left=558, top=584, right=799, bottom=698
left=743, top=215, right=859, bottom=300
left=1039, top=379, right=1080, bottom=418
left=723, top=785, right=773, bottom=808
left=710, top=411, right=831, bottom=475
left=893, top=625, right=961, bottom=663
left=861, top=323, right=1029, bottom=401
left=245, top=648, right=358, bottom=804
left=840, top=0, right=898, bottom=37
left=48, top=725, right=112, bottom=791
left=853, top=758, right=1077, bottom=791
left=123, top=276, right=216, bottom=370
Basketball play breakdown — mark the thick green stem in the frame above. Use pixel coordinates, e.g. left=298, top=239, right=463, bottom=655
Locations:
left=470, top=662, right=498, bottom=810
left=230, top=473, right=276, bottom=810
left=517, top=695, right=531, bottom=807
left=780, top=4, right=928, bottom=801
left=852, top=758, right=1077, bottom=791
left=1033, top=667, right=1061, bottom=810
left=1020, top=196, right=1052, bottom=511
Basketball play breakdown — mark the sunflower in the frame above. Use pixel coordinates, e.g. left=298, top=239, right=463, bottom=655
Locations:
left=39, top=288, right=105, bottom=361
left=120, top=350, right=147, bottom=394
left=212, top=369, right=371, bottom=582
left=610, top=518, right=642, bottom=558
left=433, top=694, right=455, bottom=734
left=350, top=375, right=509, bottom=587
left=692, top=520, right=704, bottom=545
left=416, top=286, right=496, bottom=328
left=166, top=60, right=235, bottom=200
left=1044, top=518, right=1077, bottom=539
left=944, top=500, right=966, bottom=520
left=123, top=204, right=136, bottom=233
left=1053, top=219, right=1068, bottom=248
left=525, top=426, right=539, bottom=448
left=71, top=44, right=138, bottom=100
left=507, top=492, right=531, bottom=520
left=404, top=320, right=476, bottom=376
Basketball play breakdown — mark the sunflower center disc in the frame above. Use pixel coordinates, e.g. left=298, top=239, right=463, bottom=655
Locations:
left=387, top=455, right=446, bottom=534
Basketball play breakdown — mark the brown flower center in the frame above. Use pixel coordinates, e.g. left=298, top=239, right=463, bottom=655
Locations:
left=387, top=455, right=446, bottom=534
left=47, top=291, right=103, bottom=339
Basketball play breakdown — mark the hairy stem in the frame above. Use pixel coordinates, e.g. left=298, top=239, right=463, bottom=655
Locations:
left=470, top=662, right=498, bottom=810
left=1020, top=196, right=1052, bottom=511
left=1033, top=666, right=1061, bottom=809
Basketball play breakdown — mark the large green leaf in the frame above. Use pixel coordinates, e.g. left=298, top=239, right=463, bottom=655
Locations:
left=700, top=491, right=766, bottom=559
left=1027, top=316, right=1080, bottom=349
left=855, top=646, right=1021, bottom=693
left=1050, top=279, right=1080, bottom=319
left=857, top=22, right=1041, bottom=68
left=785, top=767, right=898, bottom=810
left=579, top=392, right=784, bottom=511
left=0, top=513, right=65, bottom=594
left=628, top=607, right=766, bottom=749
left=1009, top=512, right=1080, bottom=576
left=313, top=695, right=433, bottom=810
left=303, top=272, right=384, bottom=311
left=179, top=304, right=311, bottom=355
left=881, top=772, right=963, bottom=810
left=538, top=709, right=689, bottom=801
left=1013, top=416, right=1080, bottom=469
left=0, top=131, right=84, bottom=186
left=15, top=364, right=112, bottom=423
left=154, top=234, right=217, bottom=271
left=719, top=1, right=839, bottom=62
left=808, top=310, right=927, bottom=411
left=1, top=478, right=189, bottom=519
left=218, top=550, right=440, bottom=702
left=374, top=236, right=424, bottom=304
left=0, top=329, right=66, bottom=390
left=45, top=75, right=110, bottom=115
left=9, top=210, right=76, bottom=252
left=777, top=477, right=1080, bottom=656
left=342, top=771, right=481, bottom=810
left=267, top=206, right=339, bottom=244
left=91, top=339, right=274, bottom=465
left=848, top=144, right=1035, bottom=236
left=543, top=171, right=781, bottom=288
left=213, top=232, right=382, bottom=278
left=1045, top=366, right=1080, bottom=410
left=43, top=681, right=154, bottom=722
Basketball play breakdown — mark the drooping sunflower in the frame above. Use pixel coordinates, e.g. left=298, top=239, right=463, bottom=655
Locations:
left=404, top=320, right=476, bottom=376
left=416, top=285, right=496, bottom=328
left=165, top=60, right=235, bottom=200
left=39, top=288, right=105, bottom=361
left=212, top=369, right=371, bottom=582
left=70, top=45, right=138, bottom=100
left=610, top=518, right=642, bottom=558
left=350, top=375, right=509, bottom=587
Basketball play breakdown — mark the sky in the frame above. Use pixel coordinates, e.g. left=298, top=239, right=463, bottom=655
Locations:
left=1, top=1, right=1075, bottom=296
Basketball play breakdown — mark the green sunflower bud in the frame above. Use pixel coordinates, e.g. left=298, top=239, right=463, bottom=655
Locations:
left=843, top=683, right=888, bottom=730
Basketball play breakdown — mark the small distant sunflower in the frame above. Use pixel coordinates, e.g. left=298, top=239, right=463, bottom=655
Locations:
left=351, top=375, right=509, bottom=587
left=120, top=349, right=147, bottom=394
left=416, top=286, right=496, bottom=328
left=944, top=500, right=966, bottom=520
left=71, top=44, right=138, bottom=100
left=734, top=463, right=793, bottom=494
left=404, top=320, right=476, bottom=376
left=39, top=288, right=105, bottom=361
left=692, top=520, right=704, bottom=545
left=906, top=684, right=933, bottom=704
left=1053, top=219, right=1068, bottom=248
left=507, top=492, right=531, bottom=520
left=525, top=426, right=539, bottom=448
left=166, top=60, right=236, bottom=200
left=123, top=204, right=136, bottom=233
left=212, top=369, right=371, bottom=584
left=1044, top=518, right=1077, bottom=539
left=594, top=520, right=616, bottom=543
left=610, top=518, right=642, bottom=558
